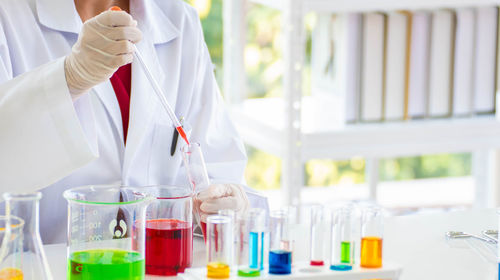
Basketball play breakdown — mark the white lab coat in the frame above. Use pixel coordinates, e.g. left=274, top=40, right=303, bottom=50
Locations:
left=0, top=0, right=267, bottom=244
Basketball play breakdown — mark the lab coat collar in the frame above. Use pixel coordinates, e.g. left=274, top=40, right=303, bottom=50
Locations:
left=36, top=0, right=82, bottom=34
left=130, top=0, right=180, bottom=45
left=36, top=0, right=180, bottom=44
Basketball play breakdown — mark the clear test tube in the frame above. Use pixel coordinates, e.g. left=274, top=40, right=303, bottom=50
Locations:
left=360, top=206, right=383, bottom=268
left=310, top=205, right=325, bottom=266
left=248, top=208, right=266, bottom=271
left=217, top=209, right=237, bottom=271
left=268, top=210, right=292, bottom=275
left=330, top=207, right=355, bottom=271
left=206, top=215, right=233, bottom=279
left=280, top=205, right=297, bottom=262
left=182, top=143, right=210, bottom=239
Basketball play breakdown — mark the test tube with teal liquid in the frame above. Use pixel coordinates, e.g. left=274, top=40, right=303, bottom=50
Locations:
left=236, top=209, right=264, bottom=278
left=330, top=207, right=355, bottom=271
left=268, top=210, right=292, bottom=275
left=248, top=209, right=266, bottom=271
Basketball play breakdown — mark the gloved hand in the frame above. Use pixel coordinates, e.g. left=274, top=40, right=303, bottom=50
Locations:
left=194, top=183, right=250, bottom=222
left=65, top=10, right=142, bottom=98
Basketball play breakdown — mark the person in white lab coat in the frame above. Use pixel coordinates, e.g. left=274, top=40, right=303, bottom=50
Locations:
left=0, top=0, right=267, bottom=243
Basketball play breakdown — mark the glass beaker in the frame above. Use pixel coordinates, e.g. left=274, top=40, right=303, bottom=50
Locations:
left=4, top=192, right=53, bottom=279
left=0, top=215, right=24, bottom=280
left=64, top=185, right=151, bottom=280
left=206, top=215, right=233, bottom=279
left=141, top=186, right=193, bottom=276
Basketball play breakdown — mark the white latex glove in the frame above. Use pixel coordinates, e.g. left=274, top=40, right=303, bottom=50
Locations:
left=65, top=10, right=142, bottom=98
left=194, top=183, right=250, bottom=222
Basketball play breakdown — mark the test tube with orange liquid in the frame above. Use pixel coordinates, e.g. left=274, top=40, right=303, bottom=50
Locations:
left=360, top=206, right=383, bottom=268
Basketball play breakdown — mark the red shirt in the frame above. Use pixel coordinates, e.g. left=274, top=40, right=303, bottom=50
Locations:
left=109, top=64, right=131, bottom=144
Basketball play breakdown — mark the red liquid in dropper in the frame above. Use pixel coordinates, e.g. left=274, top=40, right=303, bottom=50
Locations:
left=176, top=126, right=190, bottom=145
left=145, top=219, right=193, bottom=276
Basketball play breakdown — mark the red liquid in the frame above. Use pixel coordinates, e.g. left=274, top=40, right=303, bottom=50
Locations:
left=201, top=221, right=207, bottom=241
left=176, top=126, right=190, bottom=145
left=310, top=260, right=324, bottom=266
left=145, top=219, right=193, bottom=276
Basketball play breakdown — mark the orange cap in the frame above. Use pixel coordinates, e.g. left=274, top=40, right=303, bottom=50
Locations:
left=110, top=6, right=122, bottom=11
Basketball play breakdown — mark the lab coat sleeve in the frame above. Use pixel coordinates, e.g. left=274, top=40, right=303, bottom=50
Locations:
left=185, top=17, right=268, bottom=211
left=0, top=51, right=98, bottom=193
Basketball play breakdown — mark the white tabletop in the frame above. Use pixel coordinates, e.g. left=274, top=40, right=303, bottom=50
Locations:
left=44, top=209, right=497, bottom=280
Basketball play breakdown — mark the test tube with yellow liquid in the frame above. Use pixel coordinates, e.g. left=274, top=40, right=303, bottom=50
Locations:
left=206, top=215, right=233, bottom=279
left=330, top=206, right=355, bottom=271
left=360, top=206, right=383, bottom=268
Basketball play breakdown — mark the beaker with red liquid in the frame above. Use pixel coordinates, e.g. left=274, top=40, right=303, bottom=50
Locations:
left=142, top=186, right=193, bottom=276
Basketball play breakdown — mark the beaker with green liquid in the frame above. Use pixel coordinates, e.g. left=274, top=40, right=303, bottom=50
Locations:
left=64, top=185, right=152, bottom=280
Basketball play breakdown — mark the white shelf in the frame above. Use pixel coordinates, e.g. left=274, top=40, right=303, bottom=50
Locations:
left=230, top=98, right=500, bottom=160
left=249, top=0, right=500, bottom=13
left=179, top=262, right=402, bottom=280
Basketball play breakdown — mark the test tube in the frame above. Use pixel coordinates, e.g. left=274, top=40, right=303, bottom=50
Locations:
left=235, top=213, right=260, bottom=278
left=181, top=142, right=210, bottom=191
left=218, top=209, right=237, bottom=270
left=268, top=210, right=292, bottom=275
left=280, top=205, right=297, bottom=260
left=330, top=207, right=355, bottom=271
left=248, top=208, right=266, bottom=271
left=206, top=215, right=233, bottom=279
left=310, top=205, right=325, bottom=266
left=182, top=143, right=210, bottom=239
left=360, top=206, right=383, bottom=268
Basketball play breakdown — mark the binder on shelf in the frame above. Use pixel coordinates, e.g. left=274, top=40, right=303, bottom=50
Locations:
left=496, top=7, right=500, bottom=118
left=384, top=11, right=411, bottom=121
left=310, top=14, right=346, bottom=129
left=452, top=8, right=475, bottom=117
left=338, top=13, right=363, bottom=123
left=473, top=6, right=498, bottom=114
left=361, top=13, right=386, bottom=122
left=408, top=11, right=431, bottom=119
left=428, top=9, right=456, bottom=118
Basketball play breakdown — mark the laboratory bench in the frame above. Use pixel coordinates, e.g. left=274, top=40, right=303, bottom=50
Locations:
left=44, top=209, right=497, bottom=279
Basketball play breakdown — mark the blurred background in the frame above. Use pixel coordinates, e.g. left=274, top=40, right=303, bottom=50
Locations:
left=184, top=0, right=483, bottom=213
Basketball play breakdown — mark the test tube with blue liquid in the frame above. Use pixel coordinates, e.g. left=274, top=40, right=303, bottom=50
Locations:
left=248, top=208, right=266, bottom=271
left=330, top=206, right=355, bottom=271
left=268, top=210, right=292, bottom=275
left=309, top=205, right=325, bottom=266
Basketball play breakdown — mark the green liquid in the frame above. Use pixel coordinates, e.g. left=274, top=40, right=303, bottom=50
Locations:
left=238, top=268, right=260, bottom=277
left=340, top=241, right=351, bottom=264
left=68, top=249, right=144, bottom=280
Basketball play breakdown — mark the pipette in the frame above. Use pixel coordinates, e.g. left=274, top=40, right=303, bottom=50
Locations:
left=110, top=6, right=190, bottom=146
